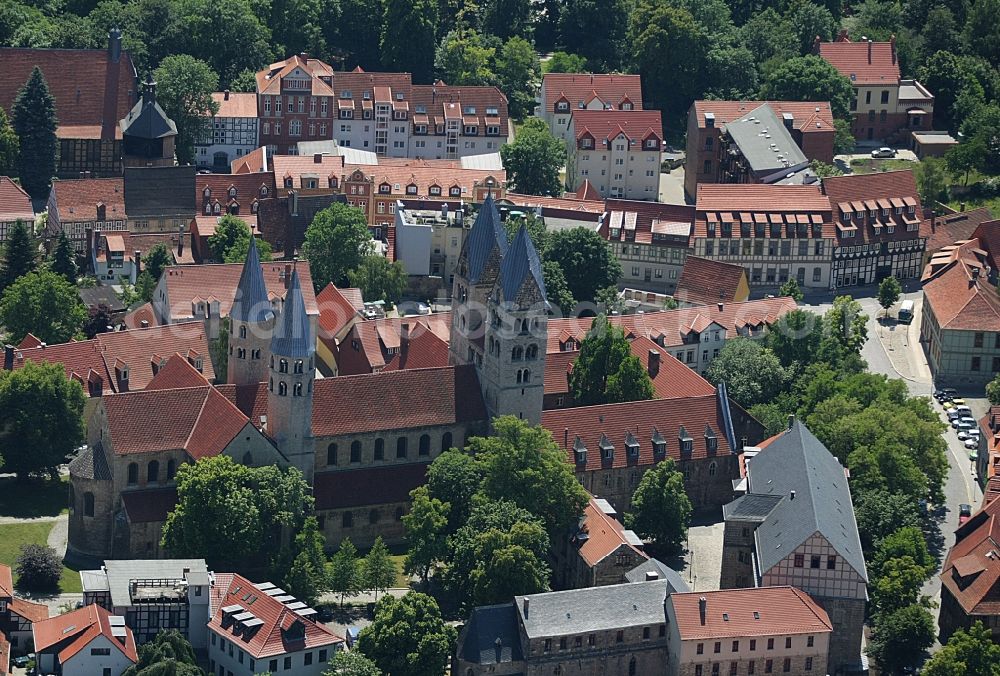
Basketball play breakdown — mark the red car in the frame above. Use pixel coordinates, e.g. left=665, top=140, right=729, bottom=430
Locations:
left=959, top=503, right=972, bottom=526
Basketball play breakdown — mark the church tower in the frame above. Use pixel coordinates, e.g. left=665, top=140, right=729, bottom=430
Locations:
left=227, top=236, right=274, bottom=386
left=479, top=223, right=548, bottom=425
left=449, top=194, right=508, bottom=368
left=267, top=268, right=315, bottom=480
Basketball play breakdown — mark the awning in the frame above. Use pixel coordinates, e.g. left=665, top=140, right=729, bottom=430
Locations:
left=906, top=108, right=928, bottom=114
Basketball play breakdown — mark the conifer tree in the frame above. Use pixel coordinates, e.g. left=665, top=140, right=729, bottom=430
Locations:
left=12, top=67, right=58, bottom=199
left=329, top=537, right=361, bottom=607
left=362, top=536, right=397, bottom=602
left=50, top=231, right=77, bottom=284
left=0, top=108, right=18, bottom=175
left=2, top=220, right=37, bottom=290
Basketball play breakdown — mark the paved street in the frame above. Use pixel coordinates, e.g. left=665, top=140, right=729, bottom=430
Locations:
left=659, top=166, right=686, bottom=204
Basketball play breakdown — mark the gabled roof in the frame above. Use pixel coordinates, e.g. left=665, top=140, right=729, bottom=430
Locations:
left=33, top=604, right=137, bottom=665
left=196, top=172, right=275, bottom=205
left=119, top=82, right=176, bottom=139
left=145, top=353, right=211, bottom=390
left=676, top=256, right=749, bottom=306
left=0, top=564, right=12, bottom=598
left=9, top=597, right=48, bottom=624
left=601, top=199, right=694, bottom=245
left=0, top=177, right=34, bottom=220
left=541, top=73, right=643, bottom=114
left=576, top=497, right=646, bottom=567
left=208, top=573, right=343, bottom=659
left=498, top=224, right=547, bottom=306
left=668, top=586, right=832, bottom=640
left=515, top=580, right=669, bottom=638
left=212, top=91, right=258, bottom=118
left=971, top=219, right=1000, bottom=271
left=692, top=100, right=834, bottom=132
left=818, top=38, right=900, bottom=85
left=745, top=419, right=867, bottom=582
left=271, top=269, right=313, bottom=358
left=922, top=238, right=1000, bottom=331
left=940, top=497, right=1000, bottom=618
left=460, top=603, right=523, bottom=665
left=926, top=208, right=994, bottom=255
left=822, top=170, right=928, bottom=244
left=335, top=314, right=451, bottom=375
left=123, top=165, right=196, bottom=218
left=316, top=283, right=364, bottom=346
left=571, top=109, right=663, bottom=143
left=462, top=194, right=508, bottom=284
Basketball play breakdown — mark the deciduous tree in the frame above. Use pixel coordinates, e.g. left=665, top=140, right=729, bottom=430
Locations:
left=625, top=458, right=692, bottom=556
left=760, top=55, right=853, bottom=118
left=545, top=227, right=621, bottom=305
left=916, top=156, right=949, bottom=204
left=362, top=536, right=397, bottom=602
left=923, top=621, right=1000, bottom=676
left=402, top=486, right=449, bottom=582
left=987, top=372, right=1000, bottom=405
left=144, top=242, right=173, bottom=284
left=14, top=543, right=62, bottom=591
left=328, top=537, right=362, bottom=607
left=767, top=309, right=824, bottom=369
left=496, top=37, right=540, bottom=120
left=542, top=260, right=575, bottom=316
left=283, top=516, right=329, bottom=606
left=153, top=54, right=220, bottom=165
left=381, top=0, right=437, bottom=83
left=324, top=651, right=383, bottom=676
left=356, top=592, right=456, bottom=676
left=778, top=278, right=804, bottom=301
left=543, top=51, right=587, bottom=73
left=500, top=118, right=565, bottom=196
left=569, top=314, right=654, bottom=405
left=878, top=277, right=902, bottom=318
left=303, top=203, right=373, bottom=290
left=871, top=555, right=929, bottom=616
left=12, top=66, right=57, bottom=199
left=705, top=339, right=787, bottom=408
left=435, top=28, right=496, bottom=86
left=347, top=255, right=407, bottom=307
left=122, top=630, right=201, bottom=676
left=559, top=0, right=627, bottom=71
left=867, top=604, right=935, bottom=673
left=0, top=269, right=86, bottom=344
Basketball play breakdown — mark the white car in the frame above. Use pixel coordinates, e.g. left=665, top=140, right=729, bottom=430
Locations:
left=958, top=430, right=973, bottom=440
left=965, top=437, right=980, bottom=450
left=871, top=147, right=897, bottom=158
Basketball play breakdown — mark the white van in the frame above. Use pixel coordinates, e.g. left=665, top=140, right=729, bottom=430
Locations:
left=898, top=299, right=914, bottom=324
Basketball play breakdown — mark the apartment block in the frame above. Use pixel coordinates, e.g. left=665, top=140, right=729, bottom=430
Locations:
left=566, top=110, right=663, bottom=200
left=196, top=91, right=260, bottom=171
left=537, top=73, right=643, bottom=142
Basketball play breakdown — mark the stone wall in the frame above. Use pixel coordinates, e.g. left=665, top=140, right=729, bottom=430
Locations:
left=315, top=499, right=410, bottom=550
left=719, top=519, right=757, bottom=590
left=812, top=595, right=865, bottom=674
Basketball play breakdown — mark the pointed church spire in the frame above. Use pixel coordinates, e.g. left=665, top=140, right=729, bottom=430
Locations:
left=499, top=223, right=547, bottom=306
left=462, top=193, right=508, bottom=284
left=231, top=237, right=273, bottom=324
left=271, top=269, right=312, bottom=357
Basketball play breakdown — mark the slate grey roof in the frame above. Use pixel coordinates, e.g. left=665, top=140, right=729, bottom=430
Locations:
left=515, top=580, right=668, bottom=638
left=231, top=237, right=274, bottom=324
left=68, top=442, right=112, bottom=481
left=625, top=558, right=690, bottom=593
left=271, top=269, right=313, bottom=358
left=747, top=420, right=868, bottom=582
left=499, top=223, right=547, bottom=306
left=722, top=493, right=783, bottom=522
left=460, top=603, right=523, bottom=665
left=90, top=559, right=209, bottom=608
left=123, top=165, right=196, bottom=218
left=78, top=285, right=126, bottom=314
left=463, top=194, right=507, bottom=284
left=119, top=85, right=177, bottom=140
left=724, top=104, right=808, bottom=177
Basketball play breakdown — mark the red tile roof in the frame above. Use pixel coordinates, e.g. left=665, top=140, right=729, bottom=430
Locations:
left=314, top=463, right=429, bottom=510
left=208, top=573, right=344, bottom=659
left=336, top=314, right=451, bottom=375
left=675, top=257, right=750, bottom=306
left=601, top=199, right=694, bottom=245
left=541, top=393, right=730, bottom=471
left=345, top=163, right=505, bottom=198
left=0, top=177, right=33, bottom=221
left=574, top=180, right=601, bottom=201
left=316, top=283, right=364, bottom=350
left=121, top=487, right=178, bottom=523
left=197, top=173, right=276, bottom=213
left=10, top=597, right=50, bottom=624
left=692, top=101, right=835, bottom=132
left=694, top=184, right=834, bottom=239
left=571, top=109, right=663, bottom=143
left=669, top=586, right=832, bottom=639
left=411, top=84, right=510, bottom=134
left=984, top=475, right=1000, bottom=507
left=577, top=497, right=646, bottom=567
left=123, top=302, right=156, bottom=330
left=926, top=208, right=995, bottom=255
left=0, top=633, right=8, bottom=676
left=818, top=39, right=900, bottom=86
left=272, top=155, right=346, bottom=189
left=922, top=238, right=1000, bottom=331
left=542, top=74, right=643, bottom=114
left=33, top=604, right=138, bottom=664
left=0, top=564, right=12, bottom=598
left=940, top=497, right=1000, bottom=618
left=503, top=193, right=605, bottom=217
left=49, top=178, right=125, bottom=223
left=546, top=298, right=797, bottom=353
left=212, top=91, right=258, bottom=118
left=971, top=220, right=1000, bottom=271
left=822, top=170, right=929, bottom=244
left=145, top=352, right=211, bottom=390
left=0, top=46, right=136, bottom=141
left=256, top=55, right=336, bottom=97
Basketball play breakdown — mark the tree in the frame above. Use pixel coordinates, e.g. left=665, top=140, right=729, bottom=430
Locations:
left=872, top=526, right=935, bottom=578
left=705, top=339, right=787, bottom=408
left=545, top=227, right=622, bottom=305
left=760, top=55, right=853, bottom=119
left=986, top=372, right=1000, bottom=405
left=833, top=119, right=855, bottom=154
left=328, top=537, right=362, bottom=607
left=784, top=0, right=837, bottom=54
left=144, top=242, right=172, bottom=284
left=362, top=536, right=397, bottom=602
left=0, top=107, right=18, bottom=175
left=867, top=604, right=936, bottom=673
left=569, top=314, right=654, bottom=405
left=402, top=486, right=449, bottom=583
left=425, top=447, right=482, bottom=533
left=854, top=487, right=923, bottom=553
left=2, top=219, right=37, bottom=289
left=542, top=260, right=575, bottom=316
left=161, top=456, right=313, bottom=571
left=11, top=66, right=57, bottom=199
left=496, top=37, right=540, bottom=120
left=381, top=0, right=437, bottom=84
left=303, top=203, right=373, bottom=290
left=738, top=9, right=795, bottom=65
left=625, top=458, right=692, bottom=556
left=49, top=230, right=77, bottom=283
left=0, top=270, right=86, bottom=344
left=946, top=138, right=988, bottom=185
left=324, top=650, right=383, bottom=676
left=767, top=309, right=824, bottom=370
left=824, top=295, right=868, bottom=355
left=207, top=214, right=255, bottom=261
left=14, top=543, right=62, bottom=591
left=916, top=156, right=949, bottom=204
left=470, top=416, right=589, bottom=536
left=962, top=0, right=1000, bottom=65
left=172, top=0, right=273, bottom=88
left=479, top=0, right=536, bottom=41
left=283, top=516, right=329, bottom=606
left=347, top=255, right=407, bottom=307
left=122, top=630, right=201, bottom=676
left=923, top=621, right=1000, bottom=676
left=778, top=278, right=803, bottom=301
left=543, top=51, right=587, bottom=73
left=703, top=45, right=760, bottom=100
left=871, top=555, right=931, bottom=616
left=878, top=277, right=902, bottom=319
left=356, top=592, right=456, bottom=676
left=135, top=271, right=156, bottom=304
left=500, top=118, right=565, bottom=196
left=229, top=69, right=258, bottom=93
left=153, top=55, right=220, bottom=165
left=559, top=0, right=627, bottom=71
left=435, top=28, right=496, bottom=86
left=339, top=0, right=385, bottom=72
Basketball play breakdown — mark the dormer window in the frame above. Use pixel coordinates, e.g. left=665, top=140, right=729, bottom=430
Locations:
left=463, top=105, right=476, bottom=115
left=705, top=426, right=718, bottom=454
left=379, top=183, right=391, bottom=194
left=284, top=177, right=293, bottom=188
left=645, top=139, right=658, bottom=150
left=340, top=90, right=352, bottom=99
left=429, top=185, right=441, bottom=196
left=204, top=204, right=212, bottom=215
left=652, top=428, right=666, bottom=459
left=213, top=202, right=221, bottom=215
left=450, top=186, right=461, bottom=197
left=203, top=187, right=211, bottom=198
left=600, top=434, right=614, bottom=461
left=251, top=200, right=259, bottom=214
left=260, top=185, right=268, bottom=197
left=228, top=187, right=237, bottom=198
left=406, top=184, right=418, bottom=195
left=679, top=426, right=693, bottom=456
left=625, top=432, right=639, bottom=458
left=573, top=437, right=587, bottom=465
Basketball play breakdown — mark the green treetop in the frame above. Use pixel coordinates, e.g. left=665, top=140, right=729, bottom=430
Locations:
left=500, top=118, right=565, bottom=196
left=569, top=314, right=654, bottom=405
left=356, top=592, right=456, bottom=676
left=12, top=66, right=57, bottom=199
left=303, top=203, right=373, bottom=290
left=0, top=269, right=86, bottom=344
left=153, top=55, right=220, bottom=165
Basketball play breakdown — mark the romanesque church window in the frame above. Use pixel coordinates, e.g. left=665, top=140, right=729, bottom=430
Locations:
left=419, top=435, right=430, bottom=456
left=441, top=432, right=453, bottom=452
left=84, top=492, right=95, bottom=517
left=396, top=437, right=408, bottom=458
left=147, top=460, right=159, bottom=483
left=374, top=439, right=384, bottom=460
left=350, top=441, right=361, bottom=463
left=127, top=463, right=138, bottom=484
left=327, top=444, right=337, bottom=466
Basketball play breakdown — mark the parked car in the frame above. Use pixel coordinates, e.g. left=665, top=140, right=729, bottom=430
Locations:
left=943, top=401, right=955, bottom=410
left=957, top=421, right=976, bottom=432
left=952, top=398, right=967, bottom=406
left=947, top=408, right=961, bottom=419
left=12, top=655, right=32, bottom=668
left=958, top=430, right=974, bottom=440
left=397, top=301, right=431, bottom=316
left=871, top=147, right=897, bottom=158
left=965, top=438, right=980, bottom=450
left=937, top=387, right=958, bottom=402
left=959, top=503, right=972, bottom=525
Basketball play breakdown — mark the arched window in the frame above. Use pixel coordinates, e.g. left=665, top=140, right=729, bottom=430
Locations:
left=293, top=383, right=303, bottom=397
left=526, top=344, right=538, bottom=360
left=369, top=509, right=380, bottom=524
left=395, top=506, right=404, bottom=521
left=441, top=432, right=453, bottom=452
left=204, top=204, right=212, bottom=215
left=512, top=346, right=523, bottom=361
left=709, top=461, right=717, bottom=476
left=213, top=202, right=221, bottom=215
left=396, top=437, right=407, bottom=458
left=239, top=325, right=247, bottom=339
left=419, top=434, right=430, bottom=456
left=279, top=359, right=288, bottom=373
left=270, top=355, right=275, bottom=368
left=167, top=459, right=176, bottom=480
left=84, top=492, right=95, bottom=517
left=268, top=377, right=273, bottom=392
left=350, top=441, right=361, bottom=463
left=147, top=460, right=159, bottom=483
left=327, top=444, right=337, bottom=465
left=294, top=360, right=303, bottom=374
left=127, top=463, right=138, bottom=484
left=278, top=382, right=287, bottom=396
left=342, top=511, right=353, bottom=528
left=523, top=369, right=531, bottom=383
left=374, top=438, right=384, bottom=460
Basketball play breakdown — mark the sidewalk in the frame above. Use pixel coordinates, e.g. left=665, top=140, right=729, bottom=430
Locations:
left=873, top=297, right=933, bottom=385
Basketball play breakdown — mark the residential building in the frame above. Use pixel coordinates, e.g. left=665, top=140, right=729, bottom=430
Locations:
left=565, top=110, right=663, bottom=200
left=822, top=170, right=928, bottom=287
left=499, top=192, right=605, bottom=232
left=196, top=91, right=260, bottom=170
left=46, top=178, right=127, bottom=253
left=925, top=207, right=995, bottom=262
left=664, top=587, right=832, bottom=676
left=33, top=604, right=137, bottom=676
left=315, top=283, right=365, bottom=374
left=720, top=419, right=868, bottom=674
left=335, top=313, right=451, bottom=376
left=196, top=172, right=276, bottom=221
left=537, top=73, right=643, bottom=141
left=78, top=285, right=126, bottom=323
left=675, top=257, right=751, bottom=308
left=394, top=199, right=467, bottom=277
left=692, top=184, right=835, bottom=290
left=938, top=494, right=1000, bottom=642
left=815, top=33, right=934, bottom=142
left=0, top=177, right=34, bottom=242
left=600, top=199, right=694, bottom=294
left=208, top=574, right=344, bottom=676
left=712, top=105, right=811, bottom=185
left=0, top=30, right=136, bottom=177
left=0, top=564, right=49, bottom=657
left=977, top=405, right=1000, bottom=490
left=91, top=232, right=133, bottom=284
left=920, top=237, right=1000, bottom=385
left=89, top=228, right=195, bottom=283
left=555, top=497, right=648, bottom=589
left=685, top=101, right=835, bottom=199
left=80, top=559, right=211, bottom=648
left=119, top=77, right=177, bottom=169
left=124, top=165, right=196, bottom=234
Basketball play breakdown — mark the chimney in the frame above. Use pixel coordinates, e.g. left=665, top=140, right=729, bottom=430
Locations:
left=931, top=211, right=936, bottom=232
left=699, top=596, right=707, bottom=625
left=284, top=263, right=292, bottom=289
left=523, top=598, right=529, bottom=618
left=648, top=349, right=660, bottom=378
left=972, top=267, right=981, bottom=287
left=645, top=571, right=660, bottom=581
left=96, top=202, right=107, bottom=222
left=868, top=39, right=873, bottom=65
left=717, top=302, right=724, bottom=312
left=177, top=225, right=185, bottom=257
left=564, top=427, right=569, bottom=446
left=108, top=28, right=122, bottom=63
left=140, top=319, right=149, bottom=329
left=299, top=52, right=309, bottom=61
left=134, top=250, right=141, bottom=276
left=290, top=189, right=299, bottom=216
left=314, top=153, right=323, bottom=164
left=3, top=345, right=13, bottom=371
left=890, top=34, right=897, bottom=64
left=223, top=90, right=230, bottom=101
left=782, top=112, right=794, bottom=131
left=791, top=490, right=796, bottom=501
left=787, top=414, right=795, bottom=429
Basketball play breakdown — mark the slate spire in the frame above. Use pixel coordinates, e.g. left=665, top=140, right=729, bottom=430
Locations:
left=231, top=236, right=273, bottom=324
left=499, top=223, right=547, bottom=305
left=462, top=193, right=508, bottom=284
left=271, top=268, right=312, bottom=358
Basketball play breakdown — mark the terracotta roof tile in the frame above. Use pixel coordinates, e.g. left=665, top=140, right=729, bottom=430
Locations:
left=971, top=219, right=1000, bottom=271
left=316, top=283, right=364, bottom=346
left=314, top=464, right=429, bottom=510
left=602, top=199, right=694, bottom=245
left=336, top=314, right=452, bottom=375
left=145, top=353, right=211, bottom=390
left=347, top=162, right=505, bottom=197
left=940, top=497, right=1000, bottom=617
left=33, top=604, right=137, bottom=665
left=922, top=238, right=1000, bottom=331
left=695, top=184, right=834, bottom=239
left=576, top=497, right=646, bottom=567
left=818, top=40, right=900, bottom=85
left=822, top=170, right=927, bottom=244
left=692, top=101, right=834, bottom=131
left=212, top=91, right=258, bottom=118
left=571, top=110, right=663, bottom=143
left=926, top=208, right=994, bottom=255
left=0, top=564, right=12, bottom=598
left=121, top=487, right=178, bottom=523
left=123, top=302, right=156, bottom=330
left=9, top=597, right=50, bottom=624
left=411, top=84, right=509, bottom=134
left=272, top=155, right=345, bottom=189
left=0, top=177, right=33, bottom=221
left=669, top=586, right=832, bottom=639
left=542, top=74, right=643, bottom=114
left=503, top=193, right=604, bottom=215
left=196, top=173, right=276, bottom=211
left=675, top=256, right=749, bottom=305
left=128, top=231, right=196, bottom=266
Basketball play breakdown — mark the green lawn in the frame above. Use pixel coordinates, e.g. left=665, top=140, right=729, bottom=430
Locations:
left=389, top=554, right=410, bottom=588
left=0, top=521, right=81, bottom=593
left=0, top=477, right=68, bottom=518
left=848, top=158, right=918, bottom=175
left=945, top=196, right=1000, bottom=218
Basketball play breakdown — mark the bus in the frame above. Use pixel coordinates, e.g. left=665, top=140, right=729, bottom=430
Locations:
left=898, top=299, right=914, bottom=324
